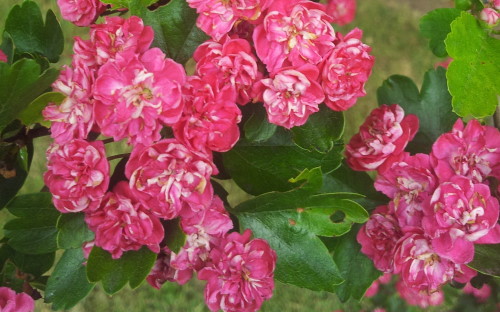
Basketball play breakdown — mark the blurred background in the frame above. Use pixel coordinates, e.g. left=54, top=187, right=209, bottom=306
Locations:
left=0, top=0, right=464, bottom=311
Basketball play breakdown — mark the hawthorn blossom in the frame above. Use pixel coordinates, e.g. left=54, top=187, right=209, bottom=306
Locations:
left=93, top=48, right=185, bottom=145
left=198, top=229, right=276, bottom=312
left=422, top=176, right=500, bottom=264
left=321, top=28, right=374, bottom=111
left=480, top=8, right=500, bottom=25
left=85, top=181, right=164, bottom=259
left=396, top=279, right=444, bottom=308
left=57, top=0, right=106, bottom=27
left=463, top=283, right=492, bottom=302
left=253, top=1, right=336, bottom=72
left=0, top=287, right=34, bottom=312
left=345, top=104, right=419, bottom=172
left=256, top=64, right=324, bottom=128
left=0, top=50, right=7, bottom=62
left=147, top=247, right=193, bottom=287
left=44, top=139, right=109, bottom=213
left=125, top=139, right=216, bottom=219
left=326, top=0, right=356, bottom=25
left=365, top=273, right=392, bottom=297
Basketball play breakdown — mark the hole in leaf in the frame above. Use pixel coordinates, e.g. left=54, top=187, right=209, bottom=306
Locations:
left=330, top=211, right=345, bottom=223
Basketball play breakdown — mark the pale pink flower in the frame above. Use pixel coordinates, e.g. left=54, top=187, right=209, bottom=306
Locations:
left=194, top=36, right=263, bottom=105
left=396, top=279, right=444, bottom=308
left=172, top=76, right=241, bottom=153
left=431, top=119, right=500, bottom=183
left=346, top=104, right=419, bottom=172
left=198, top=230, right=276, bottom=312
left=0, top=50, right=7, bottom=62
left=57, top=0, right=106, bottom=27
left=375, top=153, right=437, bottom=227
left=125, top=139, right=216, bottom=219
left=44, top=139, right=109, bottom=213
left=93, top=48, right=185, bottom=145
left=357, top=205, right=402, bottom=273
left=480, top=8, right=500, bottom=25
left=326, top=0, right=356, bottom=25
left=422, top=176, right=500, bottom=264
left=253, top=1, right=336, bottom=72
left=147, top=247, right=193, bottom=288
left=85, top=181, right=164, bottom=259
left=0, top=287, right=34, bottom=312
left=321, top=28, right=374, bottom=111
left=43, top=64, right=95, bottom=144
left=463, top=282, right=492, bottom=302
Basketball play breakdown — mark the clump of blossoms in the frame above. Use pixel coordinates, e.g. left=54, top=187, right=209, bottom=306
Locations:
left=350, top=106, right=500, bottom=308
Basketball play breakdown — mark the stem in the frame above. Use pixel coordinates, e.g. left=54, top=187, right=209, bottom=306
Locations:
left=494, top=103, right=500, bottom=131
left=107, top=153, right=130, bottom=161
left=101, top=138, right=115, bottom=144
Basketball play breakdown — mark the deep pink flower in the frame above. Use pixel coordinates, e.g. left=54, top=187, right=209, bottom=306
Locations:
left=494, top=0, right=500, bottom=10
left=396, top=279, right=443, bottom=308
left=44, top=139, right=109, bottom=213
left=194, top=36, right=263, bottom=105
left=0, top=50, right=7, bottom=62
left=147, top=247, right=193, bottom=288
left=357, top=205, right=402, bottom=273
left=94, top=48, right=185, bottom=145
left=480, top=8, right=500, bottom=25
left=198, top=229, right=276, bottom=312
left=463, top=282, right=492, bottom=302
left=253, top=1, right=335, bottom=72
left=431, top=119, right=500, bottom=183
left=43, top=64, right=95, bottom=144
left=326, top=0, right=356, bottom=25
left=85, top=181, right=164, bottom=259
left=0, top=287, right=34, bottom=312
left=57, top=0, right=106, bottom=27
left=375, top=153, right=437, bottom=227
left=172, top=76, right=241, bottom=153
left=256, top=64, right=324, bottom=129
left=346, top=104, right=419, bottom=172
left=125, top=139, right=216, bottom=219
left=320, top=28, right=374, bottom=111
left=422, top=176, right=500, bottom=264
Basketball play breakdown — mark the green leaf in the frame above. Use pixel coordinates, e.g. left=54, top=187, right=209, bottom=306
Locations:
left=86, top=247, right=157, bottom=294
left=419, top=8, right=462, bottom=57
left=18, top=92, right=64, bottom=127
left=131, top=0, right=210, bottom=64
left=445, top=12, right=500, bottom=118
left=163, top=219, right=187, bottom=253
left=243, top=104, right=277, bottom=142
left=377, top=68, right=457, bottom=154
left=5, top=0, right=64, bottom=62
left=101, top=0, right=155, bottom=8
left=468, top=244, right=500, bottom=277
left=57, top=213, right=94, bottom=249
left=332, top=225, right=382, bottom=302
left=0, top=59, right=59, bottom=132
left=455, top=0, right=473, bottom=10
left=292, top=107, right=344, bottom=153
left=0, top=244, right=54, bottom=277
left=45, top=248, right=95, bottom=310
left=0, top=261, right=25, bottom=292
left=0, top=144, right=32, bottom=209
left=4, top=193, right=60, bottom=254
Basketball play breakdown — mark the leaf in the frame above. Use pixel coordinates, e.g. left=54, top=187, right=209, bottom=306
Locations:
left=100, top=0, right=155, bottom=8
left=468, top=244, right=500, bottom=277
left=4, top=193, right=60, bottom=255
left=377, top=68, right=458, bottom=154
left=0, top=59, right=59, bottom=132
left=163, top=219, right=187, bottom=253
left=0, top=244, right=54, bottom=277
left=18, top=92, right=65, bottom=127
left=4, top=0, right=64, bottom=62
left=57, top=213, right=95, bottom=249
left=0, top=144, right=32, bottom=209
left=332, top=225, right=382, bottom=302
left=291, top=107, right=344, bottom=153
left=130, top=0, right=210, bottom=64
left=419, top=8, right=462, bottom=57
left=445, top=12, right=500, bottom=118
left=45, top=248, right=96, bottom=310
left=86, top=247, right=157, bottom=294
left=243, top=104, right=277, bottom=143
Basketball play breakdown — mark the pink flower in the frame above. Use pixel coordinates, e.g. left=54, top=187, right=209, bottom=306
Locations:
left=172, top=76, right=241, bottom=153
left=125, top=139, right=216, bottom=219
left=257, top=64, right=324, bottom=128
left=57, top=0, right=106, bottom=27
left=435, top=57, right=452, bottom=69
left=0, top=50, right=7, bottom=62
left=198, top=230, right=276, bottom=312
left=320, top=28, right=374, bottom=111
left=375, top=153, right=437, bottom=227
left=494, top=0, right=500, bottom=10
left=357, top=205, right=402, bottom=273
left=396, top=279, right=443, bottom=308
left=253, top=1, right=335, bottom=72
left=194, top=36, right=263, bottom=105
left=0, top=287, right=34, bottom=312
left=463, top=282, right=492, bottom=302
left=431, top=119, right=500, bottom=183
left=85, top=181, right=164, bottom=259
left=44, top=139, right=109, bottom=213
left=346, top=104, right=419, bottom=172
left=147, top=247, right=193, bottom=288
left=480, top=8, right=500, bottom=25
left=94, top=48, right=185, bottom=145
left=43, top=64, right=95, bottom=144
left=422, top=176, right=500, bottom=264
left=326, top=0, right=356, bottom=26
left=188, top=0, right=269, bottom=40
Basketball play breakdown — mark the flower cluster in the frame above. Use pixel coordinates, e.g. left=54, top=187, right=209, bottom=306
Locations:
left=480, top=0, right=500, bottom=25
left=351, top=106, right=500, bottom=307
